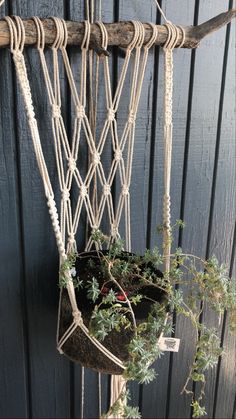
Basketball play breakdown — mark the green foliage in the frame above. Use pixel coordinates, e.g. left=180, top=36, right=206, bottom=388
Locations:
left=102, top=288, right=117, bottom=304
left=194, top=326, right=222, bottom=371
left=191, top=401, right=207, bottom=418
left=175, top=219, right=186, bottom=229
left=143, top=247, right=163, bottom=267
left=102, top=389, right=141, bottom=419
left=72, top=276, right=83, bottom=290
left=86, top=277, right=100, bottom=302
left=130, top=294, right=143, bottom=305
left=64, top=227, right=235, bottom=419
left=124, top=305, right=167, bottom=384
left=108, top=238, right=125, bottom=257
left=123, top=405, right=142, bottom=419
left=59, top=251, right=78, bottom=288
left=91, top=228, right=107, bottom=243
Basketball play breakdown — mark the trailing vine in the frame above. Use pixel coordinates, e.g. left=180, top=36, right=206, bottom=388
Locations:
left=59, top=226, right=236, bottom=419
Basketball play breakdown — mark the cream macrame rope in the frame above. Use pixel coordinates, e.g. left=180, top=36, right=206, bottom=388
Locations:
left=154, top=0, right=169, bottom=24
left=6, top=7, right=185, bottom=415
left=153, top=1, right=186, bottom=270
left=6, top=13, right=158, bottom=376
left=152, top=4, right=185, bottom=353
left=162, top=22, right=180, bottom=272
left=6, top=15, right=125, bottom=371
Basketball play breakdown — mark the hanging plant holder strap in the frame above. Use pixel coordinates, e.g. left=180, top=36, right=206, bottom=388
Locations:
left=162, top=22, right=180, bottom=272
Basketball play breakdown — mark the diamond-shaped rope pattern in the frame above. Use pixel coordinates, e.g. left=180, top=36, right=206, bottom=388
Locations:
left=35, top=19, right=157, bottom=255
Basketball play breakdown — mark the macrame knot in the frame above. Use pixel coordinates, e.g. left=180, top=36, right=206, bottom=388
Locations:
left=122, top=185, right=129, bottom=196
left=163, top=194, right=171, bottom=224
left=68, top=233, right=75, bottom=244
left=68, top=157, right=76, bottom=172
left=27, top=108, right=35, bottom=120
left=62, top=188, right=70, bottom=202
left=76, top=105, right=86, bottom=119
left=92, top=152, right=101, bottom=166
left=107, top=108, right=115, bottom=122
left=80, top=184, right=88, bottom=197
left=73, top=310, right=83, bottom=326
left=13, top=50, right=23, bottom=62
left=111, top=223, right=118, bottom=237
left=128, top=111, right=136, bottom=124
left=91, top=225, right=99, bottom=236
left=52, top=104, right=61, bottom=119
left=114, top=149, right=122, bottom=161
left=103, top=184, right=111, bottom=196
left=47, top=196, right=58, bottom=217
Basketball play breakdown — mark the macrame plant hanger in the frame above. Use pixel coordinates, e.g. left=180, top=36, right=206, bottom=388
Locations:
left=4, top=0, right=185, bottom=414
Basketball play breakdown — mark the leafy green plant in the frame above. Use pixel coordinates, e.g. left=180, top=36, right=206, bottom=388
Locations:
left=59, top=227, right=236, bottom=418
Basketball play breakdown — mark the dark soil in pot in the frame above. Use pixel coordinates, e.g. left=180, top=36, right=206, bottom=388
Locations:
left=59, top=250, right=166, bottom=374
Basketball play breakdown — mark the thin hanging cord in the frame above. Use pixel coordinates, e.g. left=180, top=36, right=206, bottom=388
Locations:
left=98, top=0, right=102, bottom=21
left=96, top=7, right=102, bottom=414
left=153, top=0, right=170, bottom=24
left=81, top=366, right=85, bottom=419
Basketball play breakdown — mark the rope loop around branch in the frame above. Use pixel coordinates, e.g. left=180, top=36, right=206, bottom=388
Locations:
left=136, top=21, right=145, bottom=49
left=96, top=20, right=108, bottom=50
left=5, top=16, right=25, bottom=53
left=129, top=20, right=145, bottom=50
left=177, top=25, right=186, bottom=48
left=163, top=22, right=180, bottom=51
left=145, top=22, right=158, bottom=50
left=32, top=16, right=45, bottom=50
left=51, top=17, right=68, bottom=50
left=127, top=20, right=140, bottom=51
left=81, top=20, right=91, bottom=50
left=60, top=18, right=68, bottom=49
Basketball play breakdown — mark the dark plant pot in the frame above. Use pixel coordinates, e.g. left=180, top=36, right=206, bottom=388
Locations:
left=59, top=250, right=166, bottom=375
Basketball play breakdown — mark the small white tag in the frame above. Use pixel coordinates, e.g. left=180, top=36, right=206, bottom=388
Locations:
left=158, top=337, right=180, bottom=352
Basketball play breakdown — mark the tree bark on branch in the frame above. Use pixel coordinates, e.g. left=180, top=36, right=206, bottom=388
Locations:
left=0, top=9, right=235, bottom=49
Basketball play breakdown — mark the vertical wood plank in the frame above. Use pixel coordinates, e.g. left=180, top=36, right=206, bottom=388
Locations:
left=211, top=15, right=236, bottom=417
left=167, top=1, right=230, bottom=418
left=215, top=247, right=236, bottom=419
left=0, top=2, right=28, bottom=417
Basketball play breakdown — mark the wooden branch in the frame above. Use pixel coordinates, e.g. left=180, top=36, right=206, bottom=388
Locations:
left=0, top=9, right=235, bottom=50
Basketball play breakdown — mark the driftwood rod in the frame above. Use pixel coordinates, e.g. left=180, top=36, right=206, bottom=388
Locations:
left=0, top=9, right=235, bottom=49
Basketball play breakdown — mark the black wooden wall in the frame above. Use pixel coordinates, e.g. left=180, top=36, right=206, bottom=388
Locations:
left=0, top=1, right=235, bottom=418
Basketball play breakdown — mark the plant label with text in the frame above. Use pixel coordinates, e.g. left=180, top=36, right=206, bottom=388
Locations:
left=158, top=337, right=180, bottom=352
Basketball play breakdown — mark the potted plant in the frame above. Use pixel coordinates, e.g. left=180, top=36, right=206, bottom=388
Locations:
left=58, top=226, right=236, bottom=418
